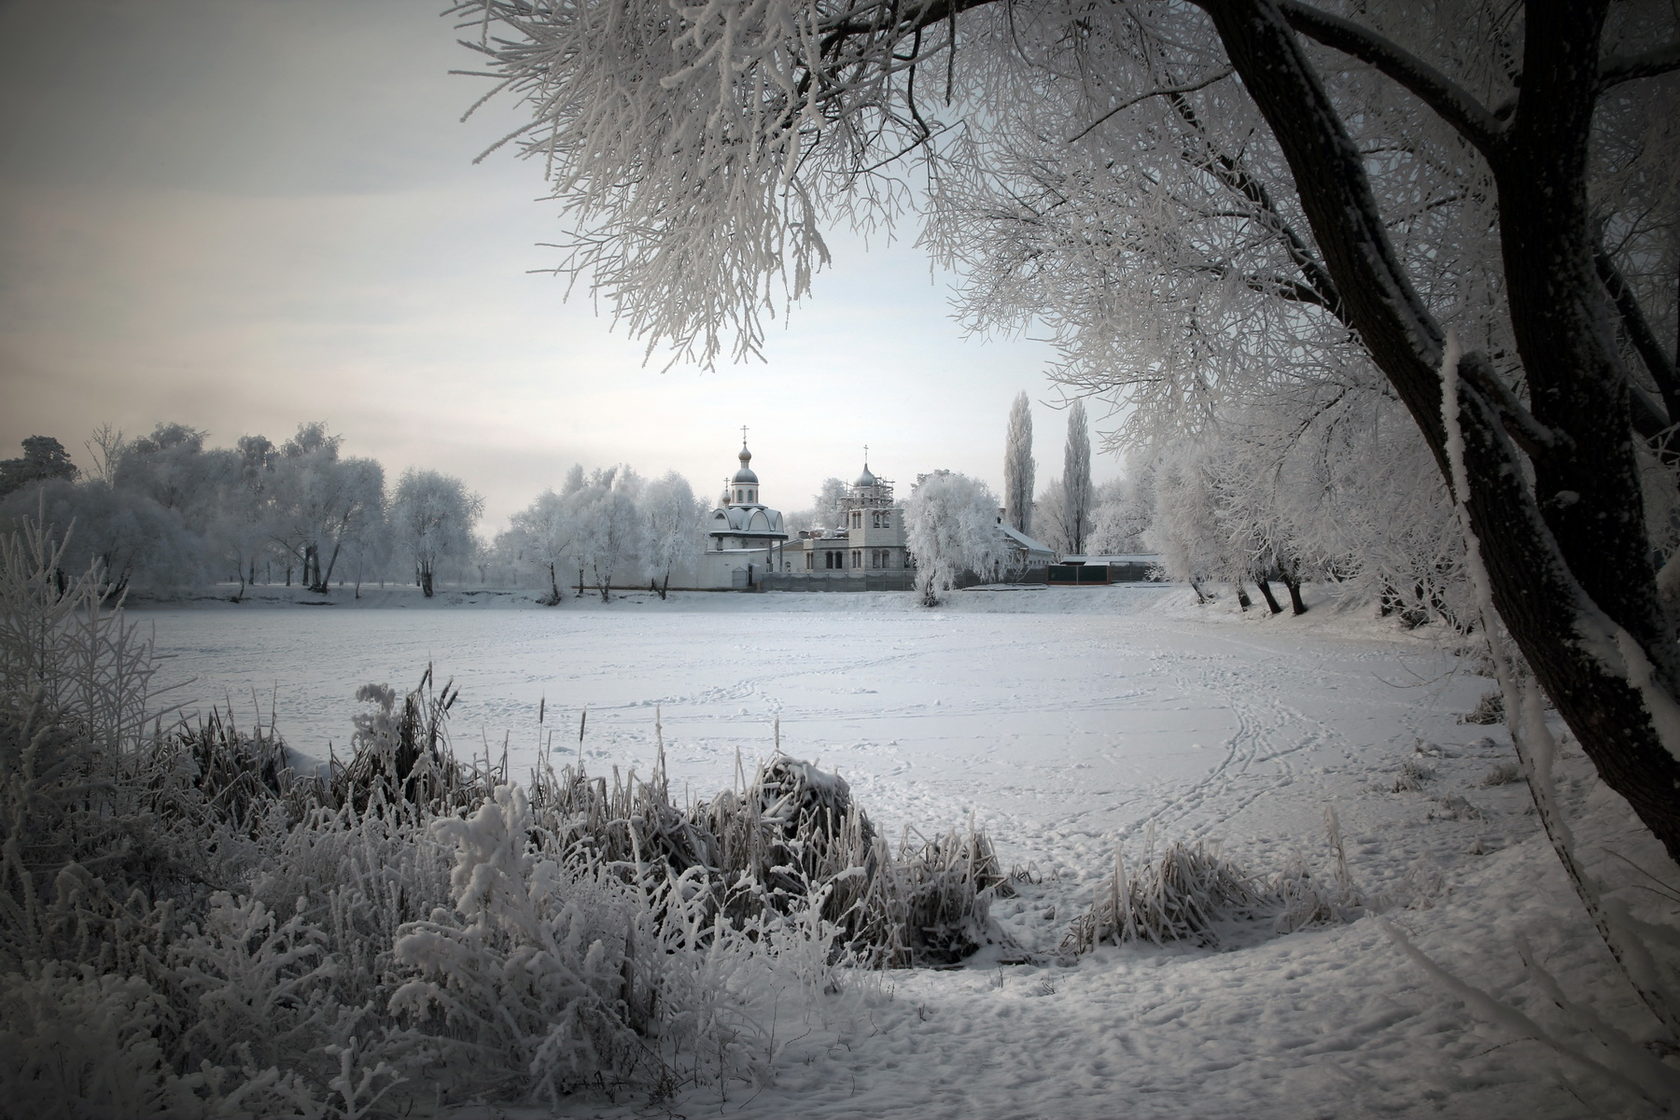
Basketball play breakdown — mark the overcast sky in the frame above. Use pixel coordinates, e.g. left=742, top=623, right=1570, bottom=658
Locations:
left=0, top=0, right=1113, bottom=533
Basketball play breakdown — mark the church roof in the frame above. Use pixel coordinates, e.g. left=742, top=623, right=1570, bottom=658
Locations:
left=733, top=442, right=759, bottom=485
left=711, top=504, right=785, bottom=537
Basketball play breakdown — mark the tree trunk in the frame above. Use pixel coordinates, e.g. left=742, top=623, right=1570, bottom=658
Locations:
left=1255, top=579, right=1284, bottom=615
left=420, top=564, right=434, bottom=598
left=544, top=561, right=563, bottom=605
left=312, top=538, right=344, bottom=595
left=1280, top=571, right=1307, bottom=616
left=1203, top=0, right=1680, bottom=864
left=1233, top=582, right=1252, bottom=611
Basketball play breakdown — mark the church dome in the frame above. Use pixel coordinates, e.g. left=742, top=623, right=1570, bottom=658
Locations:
left=854, top=463, right=877, bottom=487
left=733, top=443, right=759, bottom=485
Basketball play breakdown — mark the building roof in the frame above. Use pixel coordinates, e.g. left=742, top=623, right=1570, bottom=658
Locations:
left=1000, top=523, right=1055, bottom=556
left=711, top=503, right=784, bottom=537
left=732, top=442, right=759, bottom=485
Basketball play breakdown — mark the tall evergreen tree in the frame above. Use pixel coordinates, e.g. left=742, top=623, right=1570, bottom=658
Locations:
left=1003, top=393, right=1034, bottom=536
left=1062, top=401, right=1092, bottom=556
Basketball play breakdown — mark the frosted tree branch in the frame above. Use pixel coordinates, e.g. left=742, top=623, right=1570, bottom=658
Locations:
left=1274, top=0, right=1505, bottom=155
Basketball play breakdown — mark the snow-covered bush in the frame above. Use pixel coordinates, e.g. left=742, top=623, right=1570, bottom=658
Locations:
left=1064, top=815, right=1374, bottom=952
left=529, top=750, right=1008, bottom=968
left=0, top=962, right=204, bottom=1119
left=335, top=667, right=496, bottom=813
left=1063, top=840, right=1274, bottom=951
left=389, top=783, right=658, bottom=1101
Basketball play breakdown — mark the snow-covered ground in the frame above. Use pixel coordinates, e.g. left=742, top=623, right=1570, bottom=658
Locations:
left=136, top=584, right=1670, bottom=1118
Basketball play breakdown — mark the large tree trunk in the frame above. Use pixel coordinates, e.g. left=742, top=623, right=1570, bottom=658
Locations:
left=1255, top=579, right=1284, bottom=615
left=1203, top=0, right=1680, bottom=865
left=420, top=563, right=434, bottom=598
left=1280, top=570, right=1307, bottom=617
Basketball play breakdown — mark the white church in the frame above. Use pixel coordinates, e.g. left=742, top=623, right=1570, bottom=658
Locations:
left=687, top=435, right=911, bottom=590
left=694, top=436, right=791, bottom=589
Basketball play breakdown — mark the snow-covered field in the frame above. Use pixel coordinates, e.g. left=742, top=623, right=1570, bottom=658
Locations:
left=136, top=584, right=1666, bottom=1118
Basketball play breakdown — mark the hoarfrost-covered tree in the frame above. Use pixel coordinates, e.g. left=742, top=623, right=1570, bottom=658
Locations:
left=1032, top=477, right=1071, bottom=558
left=1002, top=393, right=1035, bottom=536
left=271, top=425, right=384, bottom=595
left=0, top=436, right=77, bottom=497
left=791, top=477, right=850, bottom=533
left=1087, top=472, right=1152, bottom=557
left=905, top=471, right=1005, bottom=606
left=641, top=471, right=703, bottom=599
left=454, top=0, right=1680, bottom=865
left=1062, top=401, right=1093, bottom=556
left=0, top=479, right=203, bottom=597
left=507, top=489, right=574, bottom=604
left=567, top=466, right=647, bottom=602
left=114, top=423, right=211, bottom=516
left=390, top=469, right=483, bottom=598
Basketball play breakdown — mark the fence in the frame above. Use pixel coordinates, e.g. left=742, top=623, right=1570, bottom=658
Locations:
left=758, top=571, right=917, bottom=592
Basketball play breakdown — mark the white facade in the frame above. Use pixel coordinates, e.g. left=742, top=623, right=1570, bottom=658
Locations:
left=782, top=459, right=910, bottom=578
left=692, top=438, right=788, bottom=589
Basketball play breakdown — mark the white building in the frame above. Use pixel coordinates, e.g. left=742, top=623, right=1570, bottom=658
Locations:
left=779, top=456, right=912, bottom=585
left=694, top=437, right=789, bottom=589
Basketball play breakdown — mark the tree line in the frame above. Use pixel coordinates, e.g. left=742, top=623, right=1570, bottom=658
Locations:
left=0, top=423, right=704, bottom=601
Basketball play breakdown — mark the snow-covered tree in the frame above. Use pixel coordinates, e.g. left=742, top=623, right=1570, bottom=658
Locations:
left=1032, top=477, right=1070, bottom=558
left=566, top=466, right=646, bottom=602
left=905, top=471, right=1006, bottom=606
left=0, top=478, right=203, bottom=597
left=390, top=469, right=483, bottom=598
left=268, top=424, right=385, bottom=594
left=641, top=471, right=702, bottom=599
left=1062, top=401, right=1092, bottom=557
left=0, top=436, right=78, bottom=497
left=506, top=489, right=574, bottom=604
left=114, top=423, right=213, bottom=519
left=789, top=477, right=849, bottom=534
left=1087, top=471, right=1152, bottom=557
left=1002, top=393, right=1034, bottom=536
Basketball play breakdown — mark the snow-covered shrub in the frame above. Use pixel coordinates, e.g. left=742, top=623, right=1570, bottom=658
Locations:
left=0, top=961, right=203, bottom=1119
left=389, top=783, right=659, bottom=1100
left=0, top=516, right=182, bottom=962
left=1460, top=689, right=1505, bottom=725
left=1062, top=840, right=1274, bottom=951
left=527, top=751, right=1005, bottom=969
left=1391, top=756, right=1437, bottom=793
left=336, top=666, right=495, bottom=813
left=1478, top=761, right=1522, bottom=788
left=167, top=892, right=352, bottom=1082
left=885, top=826, right=1011, bottom=965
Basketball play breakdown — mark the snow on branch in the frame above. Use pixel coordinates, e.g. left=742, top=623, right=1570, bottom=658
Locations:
left=450, top=0, right=991, bottom=366
left=1271, top=0, right=1505, bottom=155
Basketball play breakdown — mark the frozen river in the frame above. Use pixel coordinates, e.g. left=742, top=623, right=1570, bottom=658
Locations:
left=136, top=584, right=1483, bottom=870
